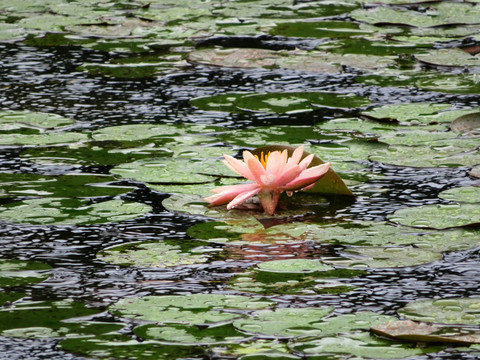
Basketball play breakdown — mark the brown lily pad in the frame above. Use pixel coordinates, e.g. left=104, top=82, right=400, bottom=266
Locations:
left=372, top=320, right=480, bottom=344
left=450, top=112, right=480, bottom=136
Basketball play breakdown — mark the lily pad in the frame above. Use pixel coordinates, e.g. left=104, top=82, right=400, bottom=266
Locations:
left=91, top=124, right=182, bottom=142
left=0, top=299, right=109, bottom=339
left=110, top=294, right=274, bottom=326
left=470, top=165, right=480, bottom=178
left=361, top=103, right=452, bottom=125
left=0, top=111, right=75, bottom=132
left=234, top=92, right=371, bottom=113
left=256, top=259, right=334, bottom=274
left=0, top=198, right=151, bottom=225
left=388, top=204, right=480, bottom=229
left=372, top=319, right=480, bottom=344
left=398, top=298, right=480, bottom=325
left=322, top=246, right=443, bottom=268
left=0, top=173, right=135, bottom=198
left=110, top=158, right=225, bottom=184
left=188, top=48, right=395, bottom=73
left=134, top=323, right=249, bottom=345
left=233, top=307, right=335, bottom=338
left=439, top=187, right=480, bottom=203
left=60, top=333, right=204, bottom=360
left=290, top=331, right=437, bottom=359
left=416, top=48, right=480, bottom=69
left=97, top=240, right=211, bottom=268
left=451, top=112, right=480, bottom=136
left=270, top=20, right=374, bottom=39
left=234, top=310, right=393, bottom=339
left=0, top=259, right=51, bottom=287
left=0, top=132, right=88, bottom=146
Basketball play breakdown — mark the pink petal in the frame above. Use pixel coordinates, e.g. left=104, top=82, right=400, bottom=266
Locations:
left=290, top=145, right=304, bottom=166
left=223, top=155, right=255, bottom=181
left=227, top=187, right=261, bottom=209
left=284, top=163, right=330, bottom=190
left=205, top=183, right=260, bottom=206
left=298, top=153, right=314, bottom=171
left=245, top=152, right=266, bottom=184
left=265, top=150, right=282, bottom=176
left=273, top=165, right=302, bottom=188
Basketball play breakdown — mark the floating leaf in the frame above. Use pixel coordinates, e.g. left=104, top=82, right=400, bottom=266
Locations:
left=0, top=132, right=88, bottom=146
left=134, top=323, right=249, bottom=345
left=234, top=310, right=393, bottom=339
left=188, top=48, right=394, bottom=73
left=0, top=299, right=107, bottom=339
left=0, top=259, right=51, bottom=287
left=97, top=240, right=211, bottom=268
left=110, top=158, right=225, bottom=184
left=290, top=331, right=438, bottom=359
left=0, top=173, right=135, bottom=198
left=361, top=103, right=452, bottom=125
left=0, top=111, right=75, bottom=132
left=60, top=333, right=204, bottom=359
left=399, top=298, right=480, bottom=325
left=110, top=294, right=274, bottom=326
left=451, top=112, right=480, bottom=136
left=439, top=187, right=480, bottom=204
left=0, top=198, right=151, bottom=225
left=470, top=165, right=480, bottom=178
left=388, top=204, right=480, bottom=229
left=91, top=124, right=182, bottom=142
left=233, top=307, right=334, bottom=338
left=256, top=259, right=334, bottom=274
left=372, top=320, right=480, bottom=344
left=270, top=20, right=374, bottom=39
left=322, top=246, right=442, bottom=268
left=416, top=48, right=480, bottom=69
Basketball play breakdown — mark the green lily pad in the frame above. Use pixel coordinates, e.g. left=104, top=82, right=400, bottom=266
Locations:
left=0, top=132, right=88, bottom=146
left=398, top=298, right=480, bottom=325
left=439, top=187, right=480, bottom=203
left=316, top=117, right=401, bottom=139
left=322, top=246, right=442, bottom=268
left=290, top=331, right=438, bottom=359
left=110, top=294, right=274, bottom=326
left=0, top=23, right=29, bottom=42
left=91, top=124, right=182, bottom=142
left=0, top=259, right=51, bottom=287
left=0, top=173, right=135, bottom=198
left=358, top=70, right=480, bottom=95
left=369, top=140, right=480, bottom=168
left=0, top=291, right=26, bottom=306
left=0, top=299, right=109, bottom=339
left=20, top=143, right=173, bottom=167
left=188, top=48, right=395, bottom=73
left=234, top=310, right=393, bottom=339
left=233, top=307, right=335, bottom=338
left=416, top=48, right=480, bottom=68
left=256, top=259, right=334, bottom=274
left=361, top=103, right=452, bottom=125
left=234, top=92, right=371, bottom=113
left=270, top=20, right=374, bottom=39
left=372, top=319, right=480, bottom=344
left=134, top=323, right=249, bottom=345
left=212, top=338, right=297, bottom=360
left=110, top=157, right=225, bottom=184
left=351, top=2, right=480, bottom=28
left=60, top=333, right=204, bottom=360
left=388, top=203, right=480, bottom=229
left=0, top=198, right=151, bottom=225
left=0, top=111, right=75, bottom=132
left=97, top=240, right=211, bottom=268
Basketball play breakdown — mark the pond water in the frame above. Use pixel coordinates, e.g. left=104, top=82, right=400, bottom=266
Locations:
left=1, top=1, right=480, bottom=359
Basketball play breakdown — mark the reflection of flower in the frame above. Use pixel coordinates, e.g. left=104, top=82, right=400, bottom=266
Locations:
left=204, top=145, right=330, bottom=215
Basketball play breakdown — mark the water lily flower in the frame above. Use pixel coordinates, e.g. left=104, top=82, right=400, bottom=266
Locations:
left=204, top=145, right=330, bottom=215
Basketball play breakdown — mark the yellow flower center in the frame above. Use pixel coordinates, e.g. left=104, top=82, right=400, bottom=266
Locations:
left=254, top=151, right=271, bottom=169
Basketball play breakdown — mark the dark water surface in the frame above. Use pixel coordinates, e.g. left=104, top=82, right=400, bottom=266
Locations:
left=1, top=41, right=480, bottom=359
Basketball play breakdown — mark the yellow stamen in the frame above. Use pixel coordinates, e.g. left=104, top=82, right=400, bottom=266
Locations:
left=254, top=151, right=270, bottom=169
